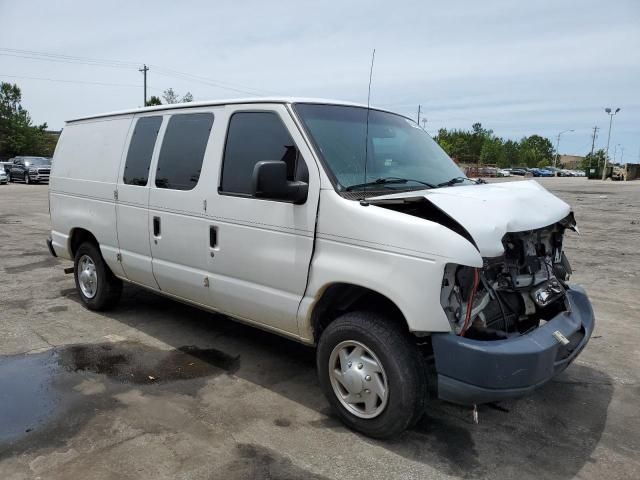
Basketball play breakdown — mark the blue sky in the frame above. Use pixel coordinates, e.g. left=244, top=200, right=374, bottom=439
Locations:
left=1, top=0, right=638, bottom=160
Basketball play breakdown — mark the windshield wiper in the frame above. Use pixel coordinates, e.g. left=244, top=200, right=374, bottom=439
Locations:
left=436, top=176, right=476, bottom=188
left=345, top=177, right=436, bottom=192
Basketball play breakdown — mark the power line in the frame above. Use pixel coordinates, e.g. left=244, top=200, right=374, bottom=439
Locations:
left=0, top=47, right=139, bottom=66
left=0, top=47, right=276, bottom=96
left=0, top=52, right=136, bottom=69
left=151, top=69, right=267, bottom=96
left=0, top=73, right=161, bottom=91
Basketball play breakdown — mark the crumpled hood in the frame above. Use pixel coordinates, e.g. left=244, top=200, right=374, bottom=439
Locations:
left=370, top=180, right=571, bottom=257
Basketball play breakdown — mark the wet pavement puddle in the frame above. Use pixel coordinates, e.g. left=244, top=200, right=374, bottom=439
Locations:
left=0, top=341, right=239, bottom=447
left=0, top=350, right=60, bottom=443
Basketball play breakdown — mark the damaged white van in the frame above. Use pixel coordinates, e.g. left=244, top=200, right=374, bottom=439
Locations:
left=48, top=99, right=594, bottom=438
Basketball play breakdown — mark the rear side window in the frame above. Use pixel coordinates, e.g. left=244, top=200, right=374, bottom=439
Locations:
left=220, top=112, right=307, bottom=195
left=155, top=112, right=214, bottom=190
left=123, top=116, right=162, bottom=186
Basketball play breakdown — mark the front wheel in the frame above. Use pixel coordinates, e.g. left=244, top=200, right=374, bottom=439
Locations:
left=24, top=174, right=30, bottom=184
left=316, top=311, right=427, bottom=439
left=74, top=242, right=122, bottom=310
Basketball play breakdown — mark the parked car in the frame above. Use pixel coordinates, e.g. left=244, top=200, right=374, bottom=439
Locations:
left=0, top=168, right=7, bottom=184
left=47, top=98, right=594, bottom=438
left=509, top=168, right=528, bottom=176
left=0, top=161, right=12, bottom=175
left=497, top=169, right=511, bottom=177
left=537, top=169, right=555, bottom=177
left=9, top=156, right=51, bottom=184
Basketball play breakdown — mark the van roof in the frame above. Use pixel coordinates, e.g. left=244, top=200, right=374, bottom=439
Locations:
left=66, top=97, right=402, bottom=123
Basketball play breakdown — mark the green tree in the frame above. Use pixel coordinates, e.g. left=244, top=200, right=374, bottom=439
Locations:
left=479, top=137, right=505, bottom=166
left=502, top=140, right=520, bottom=167
left=0, top=82, right=54, bottom=158
left=470, top=122, right=493, bottom=160
left=435, top=124, right=491, bottom=164
left=519, top=135, right=554, bottom=165
left=582, top=149, right=606, bottom=170
left=537, top=159, right=551, bottom=168
left=145, top=95, right=162, bottom=106
left=437, top=138, right=454, bottom=156
left=435, top=123, right=556, bottom=168
left=520, top=148, right=541, bottom=168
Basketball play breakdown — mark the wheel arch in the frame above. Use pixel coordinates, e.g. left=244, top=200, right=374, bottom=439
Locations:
left=310, top=282, right=410, bottom=343
left=68, top=227, right=99, bottom=258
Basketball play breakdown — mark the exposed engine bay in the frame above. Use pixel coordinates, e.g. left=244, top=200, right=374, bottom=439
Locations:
left=441, top=214, right=578, bottom=340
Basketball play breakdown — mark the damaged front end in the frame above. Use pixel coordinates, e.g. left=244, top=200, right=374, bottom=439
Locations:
left=441, top=214, right=577, bottom=340
left=432, top=214, right=595, bottom=405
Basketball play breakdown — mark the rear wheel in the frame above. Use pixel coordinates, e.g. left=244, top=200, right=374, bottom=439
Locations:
left=317, top=311, right=427, bottom=438
left=74, top=242, right=122, bottom=310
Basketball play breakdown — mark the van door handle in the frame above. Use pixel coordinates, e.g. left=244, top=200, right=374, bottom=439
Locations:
left=209, top=225, right=217, bottom=248
left=153, top=216, right=161, bottom=237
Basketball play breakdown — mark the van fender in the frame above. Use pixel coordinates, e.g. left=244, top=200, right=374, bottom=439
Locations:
left=297, top=238, right=469, bottom=342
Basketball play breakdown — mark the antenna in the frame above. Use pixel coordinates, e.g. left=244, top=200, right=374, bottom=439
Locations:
left=361, top=48, right=376, bottom=205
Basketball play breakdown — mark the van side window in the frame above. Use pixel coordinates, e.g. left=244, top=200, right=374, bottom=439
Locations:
left=123, top=116, right=162, bottom=186
left=155, top=112, right=214, bottom=190
left=220, top=112, right=308, bottom=195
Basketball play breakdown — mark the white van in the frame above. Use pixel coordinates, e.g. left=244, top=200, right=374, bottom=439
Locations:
left=48, top=98, right=594, bottom=438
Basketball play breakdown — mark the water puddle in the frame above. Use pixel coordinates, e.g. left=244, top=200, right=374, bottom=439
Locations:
left=0, top=350, right=60, bottom=443
left=59, top=342, right=240, bottom=384
left=0, top=341, right=239, bottom=447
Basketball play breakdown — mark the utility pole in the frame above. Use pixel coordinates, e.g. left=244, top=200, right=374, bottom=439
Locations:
left=603, top=107, right=621, bottom=180
left=416, top=104, right=421, bottom=125
left=421, top=117, right=427, bottom=130
left=554, top=129, right=574, bottom=169
left=139, top=64, right=149, bottom=106
left=589, top=126, right=599, bottom=156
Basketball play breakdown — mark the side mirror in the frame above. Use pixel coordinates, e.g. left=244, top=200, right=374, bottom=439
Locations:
left=252, top=161, right=308, bottom=204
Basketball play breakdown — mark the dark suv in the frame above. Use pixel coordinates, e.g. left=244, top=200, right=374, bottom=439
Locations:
left=8, top=156, right=51, bottom=184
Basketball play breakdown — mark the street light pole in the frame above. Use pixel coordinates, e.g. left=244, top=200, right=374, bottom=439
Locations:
left=554, top=129, right=574, bottom=169
left=603, top=107, right=621, bottom=180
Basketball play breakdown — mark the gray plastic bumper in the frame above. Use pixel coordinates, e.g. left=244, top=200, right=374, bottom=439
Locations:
left=431, top=285, right=595, bottom=405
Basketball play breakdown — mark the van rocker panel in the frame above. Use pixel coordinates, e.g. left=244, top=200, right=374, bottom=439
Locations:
left=431, top=285, right=595, bottom=405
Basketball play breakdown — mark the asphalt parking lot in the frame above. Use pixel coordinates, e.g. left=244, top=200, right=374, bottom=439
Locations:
left=1, top=178, right=639, bottom=480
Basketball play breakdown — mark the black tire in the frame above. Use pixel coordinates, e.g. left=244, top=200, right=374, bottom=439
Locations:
left=73, top=242, right=122, bottom=311
left=316, top=311, right=427, bottom=439
left=24, top=174, right=30, bottom=184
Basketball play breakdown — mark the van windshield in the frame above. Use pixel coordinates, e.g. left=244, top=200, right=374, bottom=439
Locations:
left=294, top=103, right=466, bottom=194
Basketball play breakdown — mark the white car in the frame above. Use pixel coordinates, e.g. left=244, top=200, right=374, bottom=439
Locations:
left=47, top=98, right=595, bottom=438
left=0, top=169, right=7, bottom=184
left=498, top=169, right=512, bottom=177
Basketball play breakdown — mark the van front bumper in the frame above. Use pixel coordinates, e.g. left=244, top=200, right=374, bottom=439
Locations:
left=431, top=285, right=594, bottom=405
